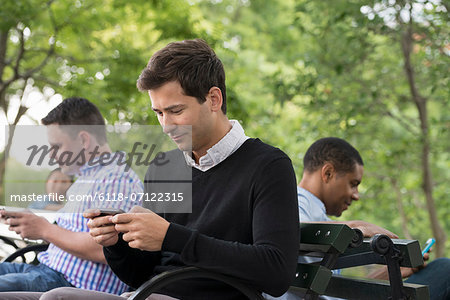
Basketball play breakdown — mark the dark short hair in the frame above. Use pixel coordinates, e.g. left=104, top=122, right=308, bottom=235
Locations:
left=41, top=97, right=107, bottom=144
left=137, top=39, right=227, bottom=114
left=303, top=137, right=364, bottom=174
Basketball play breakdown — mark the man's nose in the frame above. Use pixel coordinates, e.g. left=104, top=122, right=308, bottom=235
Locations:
left=162, top=124, right=177, bottom=135
left=352, top=190, right=360, bottom=201
left=50, top=147, right=60, bottom=161
left=160, top=116, right=177, bottom=135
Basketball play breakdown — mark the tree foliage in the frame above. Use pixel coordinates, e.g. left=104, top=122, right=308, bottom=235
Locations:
left=1, top=0, right=448, bottom=255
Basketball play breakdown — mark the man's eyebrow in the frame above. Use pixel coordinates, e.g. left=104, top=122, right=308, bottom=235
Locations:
left=152, top=104, right=186, bottom=112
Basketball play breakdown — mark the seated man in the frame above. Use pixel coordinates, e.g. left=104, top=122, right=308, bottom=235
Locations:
left=26, top=39, right=300, bottom=300
left=272, top=137, right=450, bottom=300
left=0, top=98, right=143, bottom=295
left=28, top=168, right=74, bottom=211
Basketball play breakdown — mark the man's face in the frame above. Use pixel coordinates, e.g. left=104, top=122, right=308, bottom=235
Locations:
left=46, top=125, right=84, bottom=175
left=323, top=164, right=364, bottom=217
left=149, top=81, right=215, bottom=156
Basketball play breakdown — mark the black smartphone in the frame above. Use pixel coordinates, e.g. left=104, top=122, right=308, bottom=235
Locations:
left=97, top=208, right=125, bottom=217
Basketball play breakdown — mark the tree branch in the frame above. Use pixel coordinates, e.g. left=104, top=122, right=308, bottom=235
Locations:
left=21, top=0, right=58, bottom=78
left=399, top=1, right=447, bottom=258
left=383, top=109, right=420, bottom=136
left=13, top=28, right=26, bottom=80
left=367, top=92, right=420, bottom=135
left=1, top=1, right=58, bottom=93
left=0, top=30, right=8, bottom=83
left=56, top=54, right=112, bottom=64
left=400, top=3, right=427, bottom=112
left=390, top=177, right=412, bottom=239
left=0, top=30, right=9, bottom=112
left=34, top=75, right=60, bottom=87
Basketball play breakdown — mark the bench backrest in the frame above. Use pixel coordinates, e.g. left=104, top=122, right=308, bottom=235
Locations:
left=292, top=223, right=429, bottom=300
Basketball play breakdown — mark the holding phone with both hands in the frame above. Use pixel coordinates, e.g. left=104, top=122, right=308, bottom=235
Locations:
left=421, top=238, right=435, bottom=256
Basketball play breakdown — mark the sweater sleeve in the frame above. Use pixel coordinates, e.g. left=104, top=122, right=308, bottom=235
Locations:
left=104, top=235, right=162, bottom=289
left=162, top=157, right=299, bottom=297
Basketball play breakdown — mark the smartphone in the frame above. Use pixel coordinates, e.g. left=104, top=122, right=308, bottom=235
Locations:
left=421, top=238, right=435, bottom=256
left=98, top=208, right=125, bottom=217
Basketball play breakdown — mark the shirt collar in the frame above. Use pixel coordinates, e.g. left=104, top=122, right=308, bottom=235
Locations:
left=297, top=186, right=327, bottom=216
left=183, top=120, right=249, bottom=171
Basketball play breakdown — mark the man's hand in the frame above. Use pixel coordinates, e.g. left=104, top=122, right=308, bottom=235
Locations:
left=347, top=220, right=399, bottom=239
left=112, top=206, right=170, bottom=251
left=0, top=210, right=51, bottom=240
left=400, top=251, right=430, bottom=278
left=84, top=209, right=119, bottom=247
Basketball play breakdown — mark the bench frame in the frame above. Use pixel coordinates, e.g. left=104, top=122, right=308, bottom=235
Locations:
left=1, top=223, right=429, bottom=299
left=129, top=223, right=428, bottom=299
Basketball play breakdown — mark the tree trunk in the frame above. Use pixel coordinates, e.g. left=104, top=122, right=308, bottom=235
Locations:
left=0, top=29, right=8, bottom=204
left=0, top=102, right=28, bottom=204
left=401, top=19, right=447, bottom=257
left=0, top=125, right=15, bottom=204
left=390, top=178, right=412, bottom=239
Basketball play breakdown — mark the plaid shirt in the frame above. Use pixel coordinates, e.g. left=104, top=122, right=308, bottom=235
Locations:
left=38, top=153, right=143, bottom=294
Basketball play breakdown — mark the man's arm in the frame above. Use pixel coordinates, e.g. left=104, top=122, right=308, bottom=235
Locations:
left=40, top=222, right=107, bottom=264
left=2, top=210, right=106, bottom=263
left=103, top=236, right=162, bottom=288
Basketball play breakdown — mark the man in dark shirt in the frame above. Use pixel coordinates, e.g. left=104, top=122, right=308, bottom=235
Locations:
left=36, top=39, right=299, bottom=300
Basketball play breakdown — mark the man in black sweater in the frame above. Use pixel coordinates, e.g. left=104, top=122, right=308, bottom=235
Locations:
left=36, top=39, right=299, bottom=300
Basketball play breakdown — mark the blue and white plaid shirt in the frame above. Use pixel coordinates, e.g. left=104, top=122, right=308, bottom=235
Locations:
left=38, top=153, right=143, bottom=294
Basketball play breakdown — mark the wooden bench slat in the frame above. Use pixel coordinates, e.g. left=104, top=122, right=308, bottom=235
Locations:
left=325, top=275, right=429, bottom=300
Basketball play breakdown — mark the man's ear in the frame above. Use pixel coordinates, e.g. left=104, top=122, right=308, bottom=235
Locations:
left=321, top=163, right=335, bottom=183
left=79, top=131, right=91, bottom=150
left=207, top=87, right=223, bottom=113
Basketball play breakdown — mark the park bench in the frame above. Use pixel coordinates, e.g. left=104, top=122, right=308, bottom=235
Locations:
left=0, top=206, right=57, bottom=264
left=289, top=223, right=429, bottom=300
left=2, top=223, right=429, bottom=299
left=128, top=223, right=429, bottom=300
left=1, top=243, right=49, bottom=265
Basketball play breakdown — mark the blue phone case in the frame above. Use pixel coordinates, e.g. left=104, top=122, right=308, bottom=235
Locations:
left=421, top=238, right=435, bottom=256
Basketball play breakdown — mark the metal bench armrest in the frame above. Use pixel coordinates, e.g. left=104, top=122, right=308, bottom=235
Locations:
left=129, top=266, right=265, bottom=300
left=1, top=243, right=49, bottom=263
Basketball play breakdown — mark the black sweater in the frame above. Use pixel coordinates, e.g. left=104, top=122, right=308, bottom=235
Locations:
left=104, top=138, right=299, bottom=299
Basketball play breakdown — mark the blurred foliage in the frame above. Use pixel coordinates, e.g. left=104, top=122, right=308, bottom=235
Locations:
left=1, top=0, right=449, bottom=256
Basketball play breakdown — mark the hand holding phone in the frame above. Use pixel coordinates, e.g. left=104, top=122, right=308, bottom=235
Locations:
left=421, top=238, right=435, bottom=256
left=84, top=208, right=124, bottom=247
left=0, top=209, right=18, bottom=222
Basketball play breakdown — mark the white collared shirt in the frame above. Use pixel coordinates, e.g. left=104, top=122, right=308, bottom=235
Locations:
left=183, top=120, right=249, bottom=172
